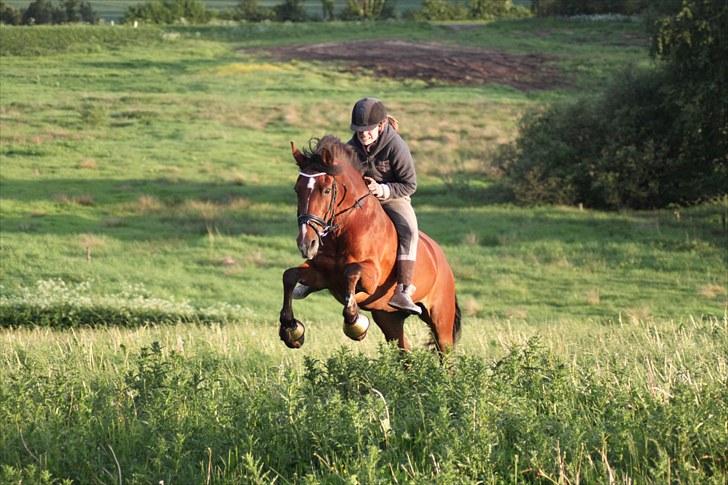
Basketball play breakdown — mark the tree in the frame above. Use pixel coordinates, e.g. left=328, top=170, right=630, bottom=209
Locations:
left=469, top=0, right=510, bottom=19
left=651, top=0, right=728, bottom=196
left=22, top=0, right=55, bottom=24
left=273, top=0, right=307, bottom=21
left=0, top=1, right=21, bottom=24
left=79, top=1, right=97, bottom=23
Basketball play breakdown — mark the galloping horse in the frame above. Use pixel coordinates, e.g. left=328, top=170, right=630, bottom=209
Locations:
left=278, top=135, right=461, bottom=352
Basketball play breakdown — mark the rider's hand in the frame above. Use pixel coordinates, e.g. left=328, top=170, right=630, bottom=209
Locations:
left=364, top=176, right=389, bottom=200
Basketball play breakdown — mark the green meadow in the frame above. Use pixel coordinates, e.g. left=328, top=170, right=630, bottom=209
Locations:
left=1, top=19, right=727, bottom=483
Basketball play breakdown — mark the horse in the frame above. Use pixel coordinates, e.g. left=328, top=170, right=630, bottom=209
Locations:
left=278, top=135, right=461, bottom=353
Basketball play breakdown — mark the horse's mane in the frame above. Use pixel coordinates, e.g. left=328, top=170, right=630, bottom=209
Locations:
left=299, top=135, right=362, bottom=176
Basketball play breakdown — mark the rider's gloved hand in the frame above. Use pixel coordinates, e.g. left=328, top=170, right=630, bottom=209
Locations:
left=364, top=176, right=390, bottom=201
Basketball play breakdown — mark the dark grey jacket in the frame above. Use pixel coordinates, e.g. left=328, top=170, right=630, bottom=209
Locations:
left=348, top=124, right=417, bottom=199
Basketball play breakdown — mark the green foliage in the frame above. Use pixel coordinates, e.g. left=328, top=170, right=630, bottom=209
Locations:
left=533, top=0, right=650, bottom=16
left=416, top=0, right=468, bottom=20
left=16, top=0, right=96, bottom=24
left=0, top=465, right=72, bottom=485
left=499, top=0, right=728, bottom=209
left=340, top=0, right=388, bottom=19
left=468, top=0, right=511, bottom=19
left=652, top=0, right=728, bottom=187
left=230, top=0, right=273, bottom=20
left=124, top=0, right=213, bottom=24
left=0, top=1, right=21, bottom=24
left=2, top=334, right=727, bottom=482
left=0, top=24, right=162, bottom=55
left=321, top=0, right=335, bottom=19
left=273, top=0, right=308, bottom=21
left=0, top=280, right=252, bottom=327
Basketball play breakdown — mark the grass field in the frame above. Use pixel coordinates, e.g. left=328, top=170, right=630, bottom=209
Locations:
left=1, top=17, right=727, bottom=483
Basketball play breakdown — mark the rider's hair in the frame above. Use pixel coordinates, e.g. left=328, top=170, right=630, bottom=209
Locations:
left=386, top=115, right=399, bottom=133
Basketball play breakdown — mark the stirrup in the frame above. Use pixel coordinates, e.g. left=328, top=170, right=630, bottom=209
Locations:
left=388, top=285, right=421, bottom=315
left=292, top=283, right=315, bottom=300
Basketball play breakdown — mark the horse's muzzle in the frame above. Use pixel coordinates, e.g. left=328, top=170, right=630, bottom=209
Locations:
left=298, top=236, right=319, bottom=260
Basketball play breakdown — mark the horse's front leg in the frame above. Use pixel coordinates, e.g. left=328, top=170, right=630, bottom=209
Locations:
left=279, top=265, right=326, bottom=349
left=341, top=261, right=379, bottom=341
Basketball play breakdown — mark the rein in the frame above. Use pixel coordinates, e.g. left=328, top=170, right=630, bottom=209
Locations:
left=297, top=171, right=371, bottom=242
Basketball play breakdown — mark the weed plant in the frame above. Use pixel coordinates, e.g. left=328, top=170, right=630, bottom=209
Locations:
left=1, top=321, right=727, bottom=483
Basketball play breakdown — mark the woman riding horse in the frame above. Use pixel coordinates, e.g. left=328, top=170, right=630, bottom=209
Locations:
left=278, top=127, right=461, bottom=353
left=294, top=98, right=421, bottom=314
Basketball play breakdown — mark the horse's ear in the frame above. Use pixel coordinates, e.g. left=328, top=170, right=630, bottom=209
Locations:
left=291, top=141, right=306, bottom=168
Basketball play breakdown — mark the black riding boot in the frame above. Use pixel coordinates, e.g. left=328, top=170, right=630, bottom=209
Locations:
left=388, top=260, right=421, bottom=315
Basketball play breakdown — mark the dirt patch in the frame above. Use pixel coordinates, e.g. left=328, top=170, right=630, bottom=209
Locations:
left=249, top=40, right=563, bottom=90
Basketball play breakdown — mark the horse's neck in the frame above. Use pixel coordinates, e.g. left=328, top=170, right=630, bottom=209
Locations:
left=336, top=172, right=393, bottom=235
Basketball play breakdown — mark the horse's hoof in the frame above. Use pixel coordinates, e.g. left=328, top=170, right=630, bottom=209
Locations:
left=343, top=314, right=369, bottom=341
left=280, top=320, right=305, bottom=349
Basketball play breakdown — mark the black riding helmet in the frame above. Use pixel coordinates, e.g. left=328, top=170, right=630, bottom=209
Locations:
left=350, top=97, right=386, bottom=131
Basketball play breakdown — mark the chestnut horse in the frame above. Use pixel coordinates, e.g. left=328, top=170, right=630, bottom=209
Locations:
left=278, top=136, right=461, bottom=352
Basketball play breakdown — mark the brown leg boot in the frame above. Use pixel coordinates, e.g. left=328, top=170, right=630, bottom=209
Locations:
left=388, top=260, right=421, bottom=315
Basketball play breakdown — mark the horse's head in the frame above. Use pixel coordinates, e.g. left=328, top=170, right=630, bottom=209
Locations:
left=291, top=136, right=364, bottom=260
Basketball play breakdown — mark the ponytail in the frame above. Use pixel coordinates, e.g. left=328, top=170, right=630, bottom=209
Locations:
left=386, top=115, right=399, bottom=133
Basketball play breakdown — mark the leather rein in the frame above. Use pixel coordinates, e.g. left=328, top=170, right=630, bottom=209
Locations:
left=297, top=171, right=372, bottom=242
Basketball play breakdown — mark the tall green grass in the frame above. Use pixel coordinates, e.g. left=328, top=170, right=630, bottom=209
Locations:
left=1, top=317, right=727, bottom=483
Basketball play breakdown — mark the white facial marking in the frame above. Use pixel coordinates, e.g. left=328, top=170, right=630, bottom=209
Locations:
left=298, top=172, right=326, bottom=242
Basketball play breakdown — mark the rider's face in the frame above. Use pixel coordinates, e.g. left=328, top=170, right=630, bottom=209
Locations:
left=356, top=125, right=380, bottom=146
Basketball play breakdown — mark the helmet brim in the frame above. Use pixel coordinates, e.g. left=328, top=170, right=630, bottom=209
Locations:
left=350, top=122, right=380, bottom=132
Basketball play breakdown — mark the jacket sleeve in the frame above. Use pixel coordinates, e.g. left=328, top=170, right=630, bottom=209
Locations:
left=386, top=137, right=417, bottom=199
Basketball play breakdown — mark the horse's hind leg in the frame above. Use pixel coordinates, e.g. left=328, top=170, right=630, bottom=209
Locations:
left=371, top=310, right=410, bottom=351
left=419, top=295, right=459, bottom=355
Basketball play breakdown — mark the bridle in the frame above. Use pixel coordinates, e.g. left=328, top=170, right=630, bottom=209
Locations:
left=297, top=171, right=372, bottom=242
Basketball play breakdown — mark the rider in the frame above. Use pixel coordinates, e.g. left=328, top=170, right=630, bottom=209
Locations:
left=347, top=97, right=421, bottom=315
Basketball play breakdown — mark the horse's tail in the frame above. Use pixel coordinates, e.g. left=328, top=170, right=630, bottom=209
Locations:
left=453, top=296, right=462, bottom=344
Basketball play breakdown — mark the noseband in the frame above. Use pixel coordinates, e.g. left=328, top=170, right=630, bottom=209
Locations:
left=297, top=171, right=371, bottom=242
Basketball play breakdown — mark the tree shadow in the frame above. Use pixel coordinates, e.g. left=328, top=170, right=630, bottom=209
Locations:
left=2, top=177, right=724, bottom=261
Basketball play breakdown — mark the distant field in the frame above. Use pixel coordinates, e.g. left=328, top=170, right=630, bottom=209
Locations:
left=4, top=0, right=533, bottom=20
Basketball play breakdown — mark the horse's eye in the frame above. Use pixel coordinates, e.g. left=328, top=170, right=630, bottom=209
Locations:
left=323, top=188, right=332, bottom=195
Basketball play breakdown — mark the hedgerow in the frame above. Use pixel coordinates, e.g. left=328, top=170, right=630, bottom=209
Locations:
left=0, top=280, right=253, bottom=327
left=0, top=24, right=162, bottom=56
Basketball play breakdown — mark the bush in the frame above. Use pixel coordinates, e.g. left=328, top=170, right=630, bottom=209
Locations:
left=533, top=0, right=650, bottom=16
left=0, top=25, right=161, bottom=56
left=0, top=1, right=21, bottom=24
left=273, top=0, right=308, bottom=21
left=468, top=0, right=511, bottom=19
left=416, top=0, right=468, bottom=20
left=0, top=280, right=252, bottom=327
left=124, top=0, right=212, bottom=24
left=499, top=0, right=728, bottom=209
left=230, top=0, right=273, bottom=21
left=340, top=0, right=388, bottom=19
left=16, top=0, right=96, bottom=25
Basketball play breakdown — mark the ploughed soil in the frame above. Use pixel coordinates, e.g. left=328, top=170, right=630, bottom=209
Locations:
left=249, top=39, right=563, bottom=90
